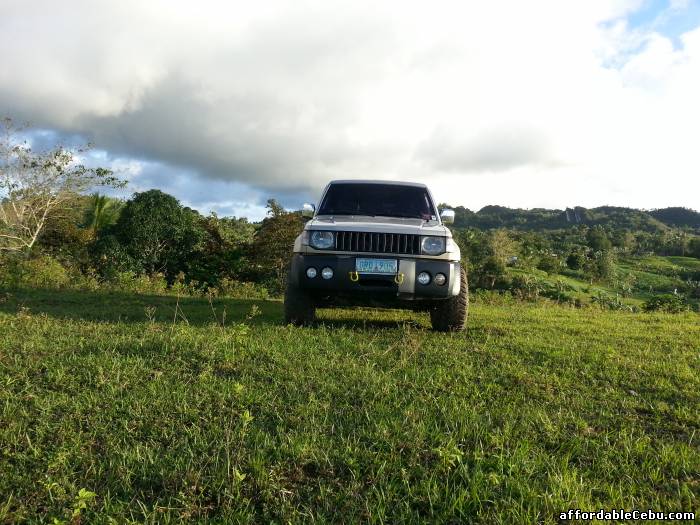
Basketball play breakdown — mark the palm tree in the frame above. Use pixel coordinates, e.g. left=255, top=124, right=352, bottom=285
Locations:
left=84, top=193, right=123, bottom=238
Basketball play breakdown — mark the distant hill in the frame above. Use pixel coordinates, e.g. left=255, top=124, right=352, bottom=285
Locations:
left=649, top=207, right=700, bottom=228
left=441, top=205, right=699, bottom=232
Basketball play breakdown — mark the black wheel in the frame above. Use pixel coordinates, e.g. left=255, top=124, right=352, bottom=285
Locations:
left=430, top=267, right=469, bottom=332
left=284, top=278, right=316, bottom=326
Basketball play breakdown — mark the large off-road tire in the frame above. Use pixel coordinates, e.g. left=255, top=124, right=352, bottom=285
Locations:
left=430, top=267, right=469, bottom=332
left=284, top=279, right=316, bottom=326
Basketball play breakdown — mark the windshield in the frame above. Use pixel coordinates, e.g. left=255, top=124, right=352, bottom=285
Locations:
left=317, top=183, right=436, bottom=220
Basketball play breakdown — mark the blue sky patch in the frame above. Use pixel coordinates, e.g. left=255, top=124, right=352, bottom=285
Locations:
left=626, top=0, right=700, bottom=49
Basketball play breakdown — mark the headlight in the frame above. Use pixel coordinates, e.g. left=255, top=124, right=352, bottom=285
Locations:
left=310, top=231, right=335, bottom=250
left=421, top=236, right=445, bottom=255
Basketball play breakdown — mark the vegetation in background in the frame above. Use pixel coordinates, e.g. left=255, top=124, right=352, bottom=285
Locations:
left=0, top=118, right=123, bottom=254
left=99, top=189, right=205, bottom=280
left=1, top=116, right=699, bottom=306
left=446, top=202, right=700, bottom=232
left=246, top=199, right=305, bottom=295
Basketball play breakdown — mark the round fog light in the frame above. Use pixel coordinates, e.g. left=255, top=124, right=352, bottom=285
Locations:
left=306, top=267, right=317, bottom=278
left=434, top=273, right=447, bottom=286
left=321, top=267, right=334, bottom=279
left=417, top=271, right=431, bottom=285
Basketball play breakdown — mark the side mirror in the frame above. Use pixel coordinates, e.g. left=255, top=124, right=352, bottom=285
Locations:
left=301, top=203, right=315, bottom=218
left=440, top=209, right=455, bottom=224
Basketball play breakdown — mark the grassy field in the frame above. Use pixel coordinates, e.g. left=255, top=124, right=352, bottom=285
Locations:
left=0, top=289, right=698, bottom=523
left=507, top=255, right=700, bottom=308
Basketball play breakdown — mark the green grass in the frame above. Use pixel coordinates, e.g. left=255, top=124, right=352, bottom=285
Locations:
left=1, top=289, right=699, bottom=523
left=506, top=255, right=700, bottom=307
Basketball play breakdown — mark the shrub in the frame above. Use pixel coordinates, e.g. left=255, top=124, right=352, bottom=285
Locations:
left=537, top=254, right=560, bottom=274
left=105, top=271, right=169, bottom=295
left=217, top=278, right=269, bottom=300
left=591, top=292, right=635, bottom=312
left=0, top=255, right=70, bottom=289
left=642, top=294, right=688, bottom=313
left=510, top=275, right=545, bottom=301
left=472, top=290, right=518, bottom=306
left=566, top=251, right=586, bottom=270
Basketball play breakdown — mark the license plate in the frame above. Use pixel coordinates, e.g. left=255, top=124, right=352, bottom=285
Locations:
left=355, top=258, right=398, bottom=274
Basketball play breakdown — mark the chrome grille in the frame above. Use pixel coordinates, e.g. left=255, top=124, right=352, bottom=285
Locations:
left=334, top=231, right=420, bottom=255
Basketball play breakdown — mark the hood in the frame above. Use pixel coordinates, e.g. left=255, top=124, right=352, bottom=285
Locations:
left=306, top=215, right=450, bottom=236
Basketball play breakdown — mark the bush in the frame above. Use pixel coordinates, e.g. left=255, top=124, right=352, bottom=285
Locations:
left=0, top=255, right=70, bottom=289
left=642, top=294, right=688, bottom=313
left=591, top=292, right=636, bottom=312
left=566, top=251, right=586, bottom=270
left=537, top=254, right=560, bottom=274
left=510, top=275, right=546, bottom=301
left=105, top=271, right=169, bottom=295
left=217, top=278, right=269, bottom=300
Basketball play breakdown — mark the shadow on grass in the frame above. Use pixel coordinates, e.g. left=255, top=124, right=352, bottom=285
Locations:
left=0, top=287, right=431, bottom=331
left=0, top=287, right=283, bottom=326
left=313, top=315, right=426, bottom=330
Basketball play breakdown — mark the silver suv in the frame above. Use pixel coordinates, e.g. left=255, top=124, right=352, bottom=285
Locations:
left=284, top=180, right=468, bottom=331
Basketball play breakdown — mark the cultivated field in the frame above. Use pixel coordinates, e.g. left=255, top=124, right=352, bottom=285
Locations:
left=0, top=290, right=698, bottom=523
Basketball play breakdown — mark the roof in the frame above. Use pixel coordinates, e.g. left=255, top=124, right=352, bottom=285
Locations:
left=327, top=179, right=427, bottom=188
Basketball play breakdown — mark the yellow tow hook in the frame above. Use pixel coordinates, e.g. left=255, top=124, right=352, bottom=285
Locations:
left=394, top=272, right=405, bottom=285
left=348, top=271, right=359, bottom=282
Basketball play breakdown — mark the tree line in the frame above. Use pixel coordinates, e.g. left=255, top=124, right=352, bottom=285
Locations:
left=2, top=117, right=699, bottom=304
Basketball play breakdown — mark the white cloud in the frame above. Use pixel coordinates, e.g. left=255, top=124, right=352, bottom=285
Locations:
left=0, top=0, right=698, bottom=213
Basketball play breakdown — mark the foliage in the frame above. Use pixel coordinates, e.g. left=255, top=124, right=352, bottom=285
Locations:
left=566, top=250, right=586, bottom=270
left=591, top=292, right=635, bottom=312
left=108, top=190, right=205, bottom=280
left=36, top=201, right=94, bottom=264
left=0, top=254, right=70, bottom=289
left=82, top=193, right=124, bottom=237
left=0, top=118, right=123, bottom=253
left=446, top=203, right=684, bottom=232
left=487, top=229, right=519, bottom=265
left=187, top=213, right=255, bottom=288
left=479, top=256, right=507, bottom=289
left=689, top=237, right=700, bottom=258
left=105, top=271, right=169, bottom=295
left=649, top=207, right=700, bottom=228
left=536, top=253, right=560, bottom=274
left=642, top=294, right=688, bottom=313
left=586, top=226, right=612, bottom=251
left=587, top=250, right=617, bottom=282
left=247, top=199, right=304, bottom=294
left=216, top=278, right=269, bottom=299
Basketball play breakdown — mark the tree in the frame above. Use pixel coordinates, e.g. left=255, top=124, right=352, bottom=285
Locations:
left=188, top=213, right=256, bottom=287
left=247, top=199, right=304, bottom=293
left=586, top=250, right=617, bottom=282
left=108, top=190, right=204, bottom=279
left=689, top=237, right=700, bottom=259
left=566, top=250, right=586, bottom=270
left=537, top=253, right=560, bottom=274
left=0, top=118, right=122, bottom=254
left=586, top=226, right=612, bottom=251
left=83, top=193, right=124, bottom=238
left=480, top=256, right=506, bottom=289
left=487, top=229, right=519, bottom=265
left=37, top=197, right=94, bottom=263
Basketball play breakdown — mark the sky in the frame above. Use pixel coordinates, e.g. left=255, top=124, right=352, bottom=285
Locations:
left=1, top=0, right=699, bottom=220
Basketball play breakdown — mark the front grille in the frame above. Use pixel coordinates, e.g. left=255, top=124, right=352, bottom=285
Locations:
left=334, top=231, right=420, bottom=255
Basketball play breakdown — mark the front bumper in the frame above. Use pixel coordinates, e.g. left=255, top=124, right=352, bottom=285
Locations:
left=290, top=253, right=461, bottom=302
